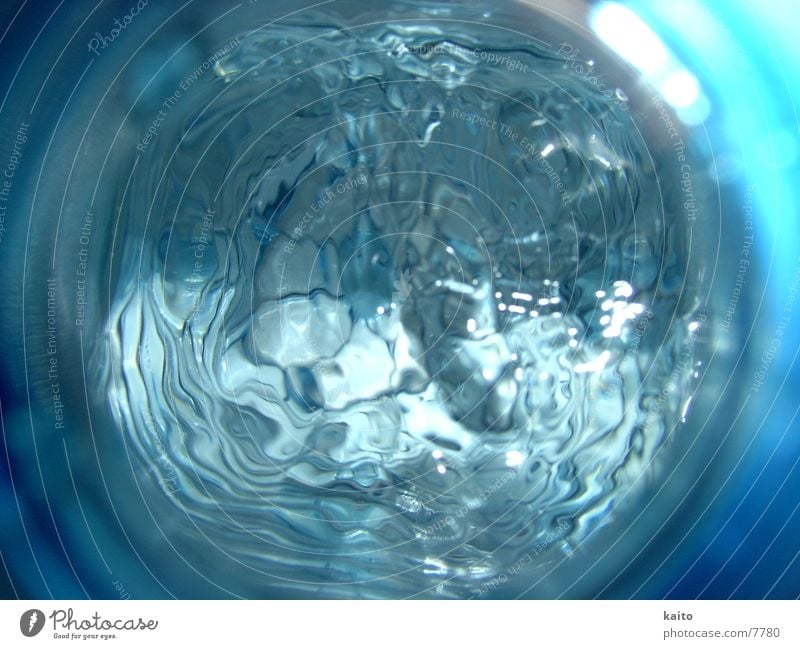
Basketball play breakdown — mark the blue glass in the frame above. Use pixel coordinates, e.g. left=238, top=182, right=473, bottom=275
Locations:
left=0, top=0, right=798, bottom=599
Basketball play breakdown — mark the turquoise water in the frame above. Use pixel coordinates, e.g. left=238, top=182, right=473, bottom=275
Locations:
left=97, top=15, right=706, bottom=597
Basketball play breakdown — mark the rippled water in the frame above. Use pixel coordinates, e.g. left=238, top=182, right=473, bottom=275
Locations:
left=97, top=15, right=706, bottom=597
